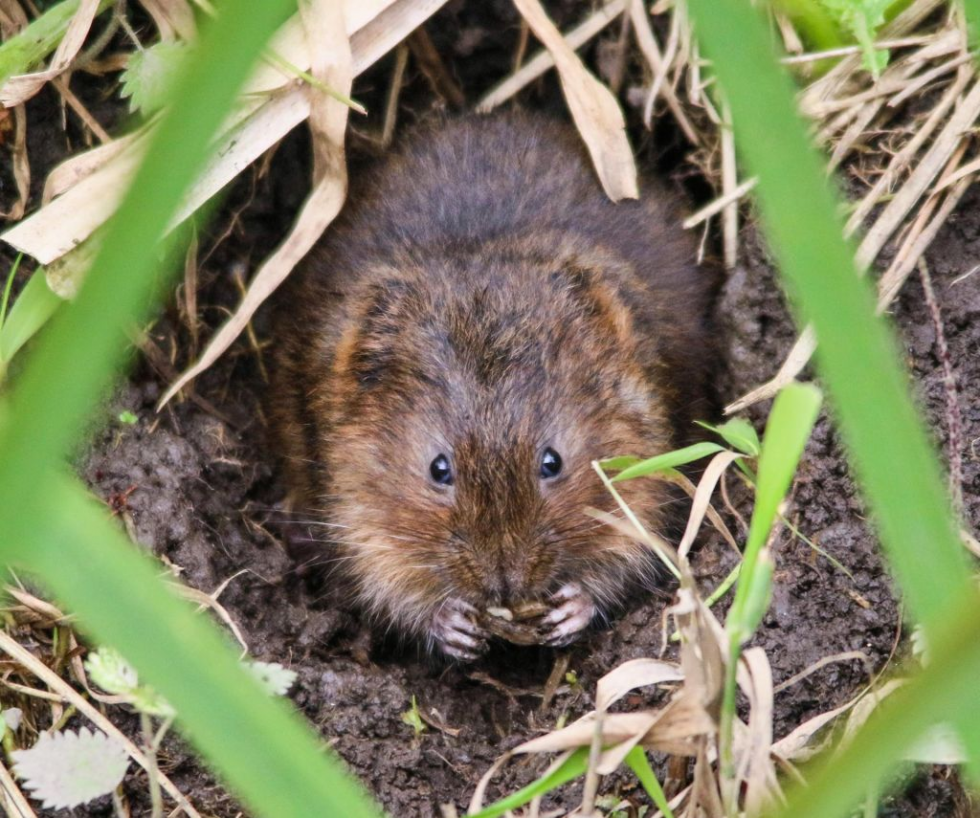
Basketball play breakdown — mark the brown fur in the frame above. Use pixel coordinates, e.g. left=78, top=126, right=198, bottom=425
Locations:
left=268, top=111, right=721, bottom=653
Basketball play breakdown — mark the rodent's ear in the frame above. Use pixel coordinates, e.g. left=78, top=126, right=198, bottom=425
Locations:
left=332, top=272, right=420, bottom=390
left=551, top=260, right=634, bottom=347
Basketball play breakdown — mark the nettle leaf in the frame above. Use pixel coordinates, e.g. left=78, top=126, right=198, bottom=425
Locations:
left=85, top=646, right=138, bottom=694
left=820, top=0, right=892, bottom=76
left=247, top=661, right=297, bottom=697
left=86, top=646, right=175, bottom=718
left=120, top=41, right=190, bottom=115
left=13, top=728, right=129, bottom=809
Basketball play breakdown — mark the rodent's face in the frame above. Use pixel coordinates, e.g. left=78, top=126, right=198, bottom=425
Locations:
left=315, top=255, right=675, bottom=635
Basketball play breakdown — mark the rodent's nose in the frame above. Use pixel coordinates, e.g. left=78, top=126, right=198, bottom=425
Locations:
left=485, top=561, right=533, bottom=606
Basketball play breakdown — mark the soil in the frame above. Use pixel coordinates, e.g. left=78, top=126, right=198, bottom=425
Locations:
left=3, top=2, right=979, bottom=817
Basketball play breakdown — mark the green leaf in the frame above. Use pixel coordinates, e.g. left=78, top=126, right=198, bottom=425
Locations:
left=610, top=441, right=725, bottom=482
left=467, top=747, right=590, bottom=818
left=598, top=455, right=642, bottom=471
left=0, top=269, right=62, bottom=371
left=625, top=747, right=675, bottom=818
left=729, top=383, right=821, bottom=643
left=117, top=410, right=138, bottom=425
left=400, top=695, right=427, bottom=736
left=85, top=646, right=175, bottom=718
left=120, top=41, right=191, bottom=115
left=696, top=417, right=761, bottom=456
left=819, top=0, right=894, bottom=76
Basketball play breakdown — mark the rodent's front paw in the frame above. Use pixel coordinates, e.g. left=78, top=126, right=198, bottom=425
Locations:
left=431, top=598, right=489, bottom=662
left=542, top=583, right=596, bottom=647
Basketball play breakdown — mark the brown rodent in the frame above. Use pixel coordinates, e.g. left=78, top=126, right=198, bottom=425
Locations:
left=269, top=111, right=721, bottom=661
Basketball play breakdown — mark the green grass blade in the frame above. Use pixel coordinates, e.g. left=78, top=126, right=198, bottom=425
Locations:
left=728, top=383, right=821, bottom=639
left=719, top=383, right=820, bottom=799
left=686, top=0, right=980, bottom=802
left=0, top=0, right=115, bottom=86
left=0, top=0, right=383, bottom=814
left=772, top=593, right=980, bottom=818
left=695, top=418, right=760, bottom=456
left=624, top=746, right=675, bottom=818
left=467, top=747, right=589, bottom=818
left=685, top=0, right=972, bottom=646
left=34, top=475, right=379, bottom=817
left=610, top=442, right=725, bottom=482
left=0, top=0, right=287, bottom=548
left=0, top=267, right=61, bottom=374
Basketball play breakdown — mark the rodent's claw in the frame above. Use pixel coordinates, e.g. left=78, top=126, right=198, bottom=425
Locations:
left=542, top=583, right=596, bottom=647
left=431, top=599, right=488, bottom=662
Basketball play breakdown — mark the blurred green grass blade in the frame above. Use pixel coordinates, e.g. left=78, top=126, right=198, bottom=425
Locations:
left=686, top=0, right=972, bottom=636
left=624, top=747, right=675, bottom=818
left=610, top=441, right=725, bottom=482
left=35, top=474, right=378, bottom=818
left=687, top=0, right=980, bottom=797
left=0, top=0, right=288, bottom=547
left=0, top=0, right=115, bottom=86
left=0, top=267, right=61, bottom=375
left=0, top=0, right=383, bottom=814
left=467, top=748, right=589, bottom=818
left=772, top=593, right=980, bottom=818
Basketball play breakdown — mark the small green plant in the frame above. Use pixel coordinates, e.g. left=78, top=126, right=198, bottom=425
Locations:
left=819, top=0, right=895, bottom=76
left=86, top=645, right=175, bottom=718
left=117, top=410, right=138, bottom=425
left=471, top=384, right=821, bottom=818
left=401, top=695, right=427, bottom=737
left=121, top=41, right=190, bottom=116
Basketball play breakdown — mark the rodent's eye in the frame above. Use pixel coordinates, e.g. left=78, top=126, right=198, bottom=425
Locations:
left=540, top=447, right=563, bottom=479
left=429, top=453, right=454, bottom=486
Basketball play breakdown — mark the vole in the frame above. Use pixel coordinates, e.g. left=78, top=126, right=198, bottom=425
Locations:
left=269, top=111, right=721, bottom=661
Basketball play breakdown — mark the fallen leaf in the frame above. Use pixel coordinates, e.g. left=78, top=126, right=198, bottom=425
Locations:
left=158, top=0, right=353, bottom=407
left=512, top=0, right=638, bottom=201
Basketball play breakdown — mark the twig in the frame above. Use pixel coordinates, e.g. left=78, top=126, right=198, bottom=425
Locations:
left=478, top=0, right=627, bottom=111
left=888, top=52, right=971, bottom=107
left=846, top=68, right=971, bottom=233
left=876, top=164, right=972, bottom=309
left=855, top=78, right=980, bottom=269
left=918, top=259, right=964, bottom=512
left=381, top=43, right=409, bottom=147
left=720, top=99, right=738, bottom=268
left=629, top=0, right=699, bottom=143
left=406, top=26, right=464, bottom=109
left=780, top=37, right=931, bottom=65
left=141, top=711, right=163, bottom=818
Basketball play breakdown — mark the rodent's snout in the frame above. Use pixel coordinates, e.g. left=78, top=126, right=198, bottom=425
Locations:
left=464, top=545, right=551, bottom=607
